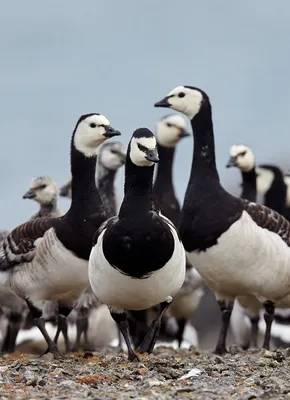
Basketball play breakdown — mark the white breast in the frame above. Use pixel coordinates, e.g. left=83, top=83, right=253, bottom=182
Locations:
left=168, top=287, right=204, bottom=319
left=256, top=167, right=274, bottom=195
left=187, top=211, right=290, bottom=304
left=7, top=228, right=89, bottom=307
left=88, top=224, right=186, bottom=311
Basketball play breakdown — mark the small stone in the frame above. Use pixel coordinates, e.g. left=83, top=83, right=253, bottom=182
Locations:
left=52, top=368, right=64, bottom=376
left=0, top=366, right=8, bottom=373
left=273, top=351, right=285, bottom=362
left=269, top=360, right=279, bottom=368
left=214, top=356, right=224, bottom=364
left=26, top=377, right=38, bottom=387
left=38, top=378, right=46, bottom=386
left=59, top=379, right=77, bottom=389
left=260, top=349, right=274, bottom=358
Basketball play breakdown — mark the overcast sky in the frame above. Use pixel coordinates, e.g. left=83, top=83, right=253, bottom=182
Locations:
left=1, top=0, right=290, bottom=229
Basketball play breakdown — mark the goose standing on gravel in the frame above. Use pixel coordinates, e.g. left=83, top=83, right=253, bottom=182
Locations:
left=70, top=141, right=126, bottom=351
left=153, top=114, right=204, bottom=347
left=0, top=113, right=120, bottom=358
left=154, top=85, right=290, bottom=354
left=22, top=175, right=72, bottom=352
left=226, top=144, right=261, bottom=348
left=89, top=128, right=186, bottom=361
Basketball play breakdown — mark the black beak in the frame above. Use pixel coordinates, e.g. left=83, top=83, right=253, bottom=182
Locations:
left=226, top=156, right=237, bottom=168
left=154, top=96, right=171, bottom=108
left=104, top=126, right=121, bottom=138
left=179, top=128, right=190, bottom=139
left=145, top=148, right=159, bottom=163
left=23, top=190, right=36, bottom=199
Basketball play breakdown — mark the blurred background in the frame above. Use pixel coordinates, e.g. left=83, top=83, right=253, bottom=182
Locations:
left=1, top=0, right=290, bottom=348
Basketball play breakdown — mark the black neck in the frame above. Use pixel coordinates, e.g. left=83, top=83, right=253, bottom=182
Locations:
left=40, top=198, right=57, bottom=213
left=190, top=103, right=220, bottom=182
left=119, top=158, right=154, bottom=218
left=97, top=167, right=117, bottom=217
left=241, top=168, right=257, bottom=201
left=68, top=139, right=102, bottom=217
left=154, top=145, right=175, bottom=191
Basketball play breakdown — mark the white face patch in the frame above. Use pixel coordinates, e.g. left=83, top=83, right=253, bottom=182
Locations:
left=155, top=114, right=187, bottom=148
left=130, top=137, right=157, bottom=167
left=28, top=176, right=59, bottom=204
left=74, top=114, right=111, bottom=157
left=256, top=167, right=275, bottom=194
left=165, top=86, right=203, bottom=119
left=98, top=141, right=126, bottom=171
left=229, top=144, right=255, bottom=172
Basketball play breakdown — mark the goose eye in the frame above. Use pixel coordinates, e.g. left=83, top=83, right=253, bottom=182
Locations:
left=240, top=151, right=246, bottom=156
left=178, top=92, right=185, bottom=98
left=111, top=149, right=117, bottom=154
left=38, top=184, right=47, bottom=190
left=166, top=123, right=172, bottom=127
left=90, top=122, right=97, bottom=128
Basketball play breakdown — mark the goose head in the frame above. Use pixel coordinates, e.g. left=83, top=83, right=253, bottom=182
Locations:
left=73, top=113, right=121, bottom=158
left=155, top=114, right=190, bottom=148
left=23, top=176, right=59, bottom=204
left=98, top=141, right=126, bottom=171
left=226, top=145, right=255, bottom=172
left=129, top=128, right=159, bottom=167
left=154, top=86, right=209, bottom=120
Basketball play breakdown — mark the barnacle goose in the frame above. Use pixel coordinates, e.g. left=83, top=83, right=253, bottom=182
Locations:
left=88, top=128, right=186, bottom=361
left=226, top=145, right=257, bottom=203
left=59, top=141, right=126, bottom=351
left=23, top=176, right=62, bottom=219
left=153, top=114, right=203, bottom=347
left=154, top=85, right=290, bottom=354
left=226, top=144, right=261, bottom=347
left=0, top=113, right=120, bottom=358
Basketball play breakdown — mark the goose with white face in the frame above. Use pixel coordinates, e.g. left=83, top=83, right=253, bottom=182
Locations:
left=74, top=113, right=121, bottom=157
left=226, top=145, right=255, bottom=172
left=155, top=114, right=190, bottom=148
left=23, top=176, right=59, bottom=204
left=129, top=134, right=159, bottom=167
left=154, top=86, right=205, bottom=120
left=98, top=141, right=126, bottom=171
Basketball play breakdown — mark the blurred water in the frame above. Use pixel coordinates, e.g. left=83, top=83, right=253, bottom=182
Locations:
left=1, top=0, right=290, bottom=229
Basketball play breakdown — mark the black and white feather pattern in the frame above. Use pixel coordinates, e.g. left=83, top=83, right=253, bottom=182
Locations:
left=242, top=200, right=290, bottom=246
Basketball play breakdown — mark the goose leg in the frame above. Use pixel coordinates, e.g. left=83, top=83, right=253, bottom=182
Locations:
left=138, top=301, right=171, bottom=354
left=262, top=300, right=275, bottom=350
left=176, top=318, right=187, bottom=348
left=52, top=314, right=70, bottom=353
left=57, top=305, right=72, bottom=353
left=250, top=315, right=260, bottom=348
left=215, top=300, right=234, bottom=355
left=25, top=299, right=61, bottom=359
left=110, top=309, right=139, bottom=362
left=72, top=317, right=85, bottom=352
left=1, top=312, right=22, bottom=353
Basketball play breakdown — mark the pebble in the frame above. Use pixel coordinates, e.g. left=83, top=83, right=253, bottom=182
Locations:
left=59, top=379, right=77, bottom=389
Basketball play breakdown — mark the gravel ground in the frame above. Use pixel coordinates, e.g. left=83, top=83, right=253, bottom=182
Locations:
left=1, top=346, right=290, bottom=399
